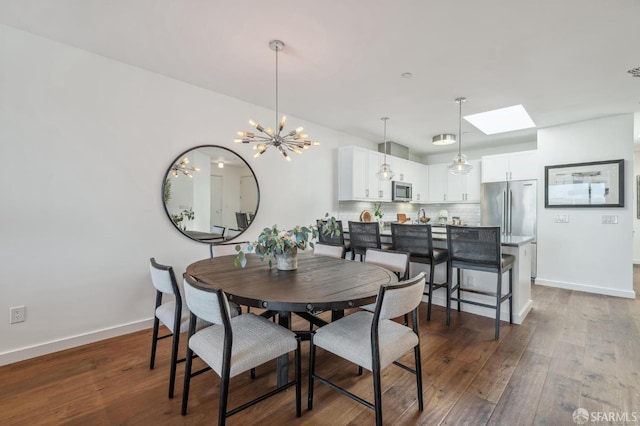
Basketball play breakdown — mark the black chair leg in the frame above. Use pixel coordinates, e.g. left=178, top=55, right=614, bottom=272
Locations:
left=168, top=332, right=179, bottom=398
left=373, top=365, right=383, bottom=426
left=219, top=367, right=231, bottom=426
left=414, top=343, right=424, bottom=411
left=295, top=339, right=302, bottom=417
left=426, top=262, right=435, bottom=321
left=181, top=347, right=194, bottom=415
left=308, top=338, right=316, bottom=410
left=495, top=273, right=503, bottom=340
left=149, top=317, right=160, bottom=369
left=456, top=269, right=462, bottom=312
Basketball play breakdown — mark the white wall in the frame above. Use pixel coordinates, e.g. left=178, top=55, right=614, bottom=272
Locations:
left=536, top=115, right=635, bottom=298
left=0, top=24, right=374, bottom=365
left=634, top=151, right=640, bottom=264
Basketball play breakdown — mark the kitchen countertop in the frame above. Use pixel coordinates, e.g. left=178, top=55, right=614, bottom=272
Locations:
left=344, top=228, right=534, bottom=247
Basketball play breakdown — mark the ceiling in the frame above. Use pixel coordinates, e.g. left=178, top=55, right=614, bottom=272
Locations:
left=2, top=0, right=639, bottom=156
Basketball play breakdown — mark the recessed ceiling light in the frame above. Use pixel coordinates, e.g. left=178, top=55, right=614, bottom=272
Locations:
left=464, top=104, right=535, bottom=135
left=401, top=72, right=413, bottom=79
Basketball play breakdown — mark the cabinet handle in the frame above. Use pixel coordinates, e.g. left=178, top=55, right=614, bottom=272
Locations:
left=379, top=190, right=383, bottom=198
left=444, top=194, right=447, bottom=201
left=366, top=189, right=369, bottom=197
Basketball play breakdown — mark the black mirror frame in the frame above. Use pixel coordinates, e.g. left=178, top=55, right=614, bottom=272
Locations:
left=161, top=144, right=260, bottom=244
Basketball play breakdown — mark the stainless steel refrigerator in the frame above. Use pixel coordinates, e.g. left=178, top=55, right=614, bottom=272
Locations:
left=480, top=180, right=537, bottom=278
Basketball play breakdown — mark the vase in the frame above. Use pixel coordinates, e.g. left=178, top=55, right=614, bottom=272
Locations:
left=276, top=248, right=298, bottom=271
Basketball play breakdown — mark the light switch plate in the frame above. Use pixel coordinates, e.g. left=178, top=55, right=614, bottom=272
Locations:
left=602, top=215, right=618, bottom=224
left=554, top=215, right=569, bottom=223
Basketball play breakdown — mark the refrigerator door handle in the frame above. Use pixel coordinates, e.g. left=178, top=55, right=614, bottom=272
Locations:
left=509, top=189, right=514, bottom=234
left=502, top=191, right=507, bottom=235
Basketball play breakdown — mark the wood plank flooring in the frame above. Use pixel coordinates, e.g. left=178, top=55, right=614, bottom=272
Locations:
left=1, top=269, right=638, bottom=425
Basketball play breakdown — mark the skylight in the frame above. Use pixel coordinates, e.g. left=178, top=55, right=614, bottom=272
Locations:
left=464, top=104, right=535, bottom=135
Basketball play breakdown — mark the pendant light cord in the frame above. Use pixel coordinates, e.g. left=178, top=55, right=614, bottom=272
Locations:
left=381, top=117, right=389, bottom=162
left=457, top=97, right=463, bottom=157
left=275, top=44, right=279, bottom=128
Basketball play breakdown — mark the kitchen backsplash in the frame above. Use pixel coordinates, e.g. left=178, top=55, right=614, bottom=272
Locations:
left=337, top=201, right=480, bottom=226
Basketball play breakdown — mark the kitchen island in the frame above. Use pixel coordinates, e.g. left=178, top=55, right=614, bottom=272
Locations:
left=344, top=227, right=534, bottom=324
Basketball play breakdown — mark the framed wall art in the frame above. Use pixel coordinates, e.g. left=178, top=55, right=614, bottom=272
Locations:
left=545, top=159, right=624, bottom=208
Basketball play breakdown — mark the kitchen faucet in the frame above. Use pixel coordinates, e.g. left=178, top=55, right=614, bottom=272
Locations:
left=418, top=208, right=426, bottom=222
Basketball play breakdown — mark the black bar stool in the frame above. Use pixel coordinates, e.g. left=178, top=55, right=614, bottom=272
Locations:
left=347, top=221, right=381, bottom=261
left=446, top=226, right=514, bottom=340
left=390, top=223, right=450, bottom=322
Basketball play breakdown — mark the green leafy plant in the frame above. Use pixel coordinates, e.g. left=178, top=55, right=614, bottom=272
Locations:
left=373, top=202, right=384, bottom=219
left=234, top=213, right=341, bottom=268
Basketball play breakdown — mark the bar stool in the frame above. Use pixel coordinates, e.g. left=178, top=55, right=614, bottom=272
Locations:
left=391, top=223, right=450, bottom=322
left=446, top=226, right=514, bottom=340
left=347, top=221, right=381, bottom=261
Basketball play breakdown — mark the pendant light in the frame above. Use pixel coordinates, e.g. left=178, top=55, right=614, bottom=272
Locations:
left=376, top=117, right=395, bottom=181
left=448, top=97, right=473, bottom=175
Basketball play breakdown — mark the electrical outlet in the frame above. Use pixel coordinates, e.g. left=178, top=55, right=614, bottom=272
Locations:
left=10, top=306, right=26, bottom=324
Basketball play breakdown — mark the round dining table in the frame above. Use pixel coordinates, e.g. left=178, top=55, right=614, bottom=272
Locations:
left=185, top=252, right=398, bottom=385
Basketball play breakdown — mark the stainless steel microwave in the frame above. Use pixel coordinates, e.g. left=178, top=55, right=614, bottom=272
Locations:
left=392, top=181, right=412, bottom=201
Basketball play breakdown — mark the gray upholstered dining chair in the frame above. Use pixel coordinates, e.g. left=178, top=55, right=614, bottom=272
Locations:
left=446, top=225, right=514, bottom=340
left=181, top=275, right=301, bottom=424
left=308, top=272, right=426, bottom=426
left=148, top=258, right=213, bottom=399
left=313, top=242, right=346, bottom=259
left=391, top=223, right=450, bottom=322
left=363, top=248, right=409, bottom=280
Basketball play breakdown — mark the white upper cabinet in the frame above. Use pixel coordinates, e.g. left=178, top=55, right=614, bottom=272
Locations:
left=427, top=163, right=447, bottom=202
left=338, top=146, right=392, bottom=201
left=428, top=160, right=481, bottom=203
left=481, top=150, right=537, bottom=182
left=338, top=146, right=426, bottom=202
left=410, top=161, right=428, bottom=202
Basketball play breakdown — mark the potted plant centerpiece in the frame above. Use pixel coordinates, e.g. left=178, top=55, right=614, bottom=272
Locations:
left=234, top=214, right=340, bottom=271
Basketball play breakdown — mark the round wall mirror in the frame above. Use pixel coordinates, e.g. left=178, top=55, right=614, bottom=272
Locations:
left=162, top=145, right=260, bottom=243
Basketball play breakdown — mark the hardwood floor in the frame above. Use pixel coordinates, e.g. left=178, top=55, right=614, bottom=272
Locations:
left=1, top=270, right=639, bottom=425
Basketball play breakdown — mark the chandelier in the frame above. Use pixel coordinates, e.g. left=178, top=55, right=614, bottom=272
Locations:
left=448, top=97, right=473, bottom=175
left=235, top=40, right=319, bottom=161
left=171, top=157, right=199, bottom=178
left=376, top=117, right=395, bottom=180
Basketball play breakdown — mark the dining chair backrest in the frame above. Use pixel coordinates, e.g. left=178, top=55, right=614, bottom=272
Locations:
left=313, top=242, right=345, bottom=259
left=375, top=272, right=426, bottom=321
left=316, top=219, right=345, bottom=246
left=183, top=275, right=231, bottom=325
left=348, top=221, right=381, bottom=254
left=149, top=258, right=179, bottom=296
left=390, top=223, right=433, bottom=259
left=364, top=248, right=410, bottom=280
left=236, top=212, right=249, bottom=230
left=226, top=228, right=242, bottom=239
left=446, top=226, right=501, bottom=271
left=211, top=225, right=226, bottom=235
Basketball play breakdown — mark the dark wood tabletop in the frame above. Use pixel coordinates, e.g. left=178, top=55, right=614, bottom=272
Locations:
left=185, top=252, right=398, bottom=313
